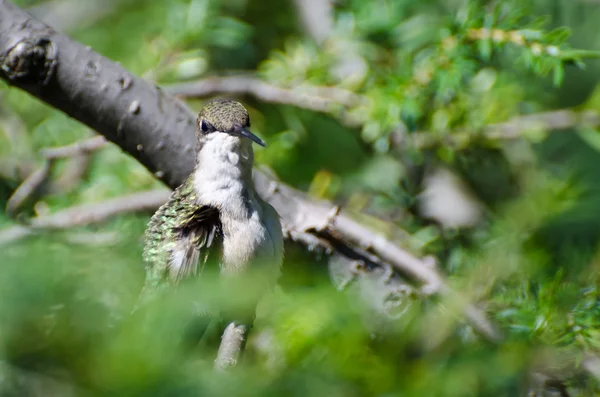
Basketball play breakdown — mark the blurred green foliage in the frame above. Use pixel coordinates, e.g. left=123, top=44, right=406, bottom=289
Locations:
left=2, top=0, right=600, bottom=395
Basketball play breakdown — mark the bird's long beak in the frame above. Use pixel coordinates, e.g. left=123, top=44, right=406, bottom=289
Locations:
left=237, top=126, right=266, bottom=147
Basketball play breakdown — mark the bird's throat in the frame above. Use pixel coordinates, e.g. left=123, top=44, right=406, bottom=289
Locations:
left=192, top=137, right=256, bottom=216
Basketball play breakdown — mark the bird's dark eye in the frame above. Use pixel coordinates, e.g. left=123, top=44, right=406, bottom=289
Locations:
left=201, top=120, right=214, bottom=133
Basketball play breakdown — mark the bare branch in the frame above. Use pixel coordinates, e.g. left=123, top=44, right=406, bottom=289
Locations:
left=214, top=323, right=249, bottom=371
left=292, top=0, right=333, bottom=44
left=49, top=153, right=91, bottom=194
left=30, top=190, right=170, bottom=228
left=4, top=136, right=108, bottom=215
left=0, top=156, right=36, bottom=183
left=163, top=75, right=365, bottom=126
left=0, top=189, right=171, bottom=245
left=0, top=225, right=32, bottom=245
left=40, top=135, right=107, bottom=159
left=404, top=109, right=600, bottom=148
left=166, top=76, right=600, bottom=150
left=27, top=0, right=120, bottom=33
left=5, top=160, right=51, bottom=216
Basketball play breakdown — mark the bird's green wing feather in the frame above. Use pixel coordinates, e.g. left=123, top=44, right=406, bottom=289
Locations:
left=141, top=179, right=222, bottom=300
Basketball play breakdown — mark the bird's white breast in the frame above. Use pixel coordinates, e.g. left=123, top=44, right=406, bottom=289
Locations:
left=192, top=133, right=283, bottom=277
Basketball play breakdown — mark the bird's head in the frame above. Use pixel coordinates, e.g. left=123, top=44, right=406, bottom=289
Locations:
left=196, top=98, right=265, bottom=147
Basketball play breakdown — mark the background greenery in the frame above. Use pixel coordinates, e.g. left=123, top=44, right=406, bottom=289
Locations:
left=2, top=0, right=600, bottom=395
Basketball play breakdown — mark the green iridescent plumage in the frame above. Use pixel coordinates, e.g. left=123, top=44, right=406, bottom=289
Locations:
left=141, top=176, right=221, bottom=303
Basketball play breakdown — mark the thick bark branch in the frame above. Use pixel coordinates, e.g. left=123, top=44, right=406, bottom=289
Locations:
left=0, top=0, right=195, bottom=187
left=0, top=0, right=500, bottom=342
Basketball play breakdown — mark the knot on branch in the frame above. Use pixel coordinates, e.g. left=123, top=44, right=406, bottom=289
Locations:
left=1, top=37, right=57, bottom=85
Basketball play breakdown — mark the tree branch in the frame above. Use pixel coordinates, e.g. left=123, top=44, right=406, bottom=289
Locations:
left=27, top=0, right=120, bottom=33
left=166, top=76, right=600, bottom=150
left=4, top=135, right=107, bottom=215
left=0, top=189, right=170, bottom=245
left=214, top=323, right=249, bottom=371
left=5, top=160, right=51, bottom=216
left=39, top=135, right=106, bottom=159
left=291, top=0, right=333, bottom=44
left=163, top=75, right=364, bottom=126
left=405, top=109, right=600, bottom=148
left=0, top=0, right=500, bottom=342
left=0, top=0, right=194, bottom=187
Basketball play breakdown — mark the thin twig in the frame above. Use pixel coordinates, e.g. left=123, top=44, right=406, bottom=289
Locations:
left=49, top=153, right=91, bottom=194
left=5, top=136, right=108, bottom=215
left=29, top=190, right=170, bottom=228
left=163, top=75, right=366, bottom=126
left=404, top=109, right=600, bottom=148
left=0, top=157, right=36, bottom=182
left=5, top=160, right=52, bottom=216
left=27, top=0, right=119, bottom=33
left=0, top=189, right=171, bottom=245
left=214, top=323, right=249, bottom=371
left=166, top=76, right=600, bottom=150
left=292, top=0, right=333, bottom=44
left=0, top=225, right=32, bottom=244
left=39, top=135, right=107, bottom=159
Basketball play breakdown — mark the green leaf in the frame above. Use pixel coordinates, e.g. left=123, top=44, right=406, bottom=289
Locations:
left=411, top=226, right=441, bottom=251
left=544, top=27, right=571, bottom=44
left=436, top=145, right=455, bottom=163
left=560, top=49, right=600, bottom=61
left=552, top=64, right=564, bottom=86
left=477, top=39, right=493, bottom=61
left=577, top=127, right=600, bottom=153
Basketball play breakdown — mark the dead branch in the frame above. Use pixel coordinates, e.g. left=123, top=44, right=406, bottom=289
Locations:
left=163, top=75, right=365, bottom=127
left=0, top=189, right=171, bottom=245
left=0, top=0, right=500, bottom=343
left=27, top=0, right=120, bottom=33
left=49, top=153, right=91, bottom=194
left=166, top=76, right=600, bottom=150
left=4, top=136, right=108, bottom=215
left=405, top=109, right=600, bottom=148
left=0, top=225, right=32, bottom=245
left=31, top=189, right=170, bottom=228
left=0, top=156, right=36, bottom=183
left=5, top=160, right=52, bottom=216
left=214, top=323, right=249, bottom=371
left=292, top=0, right=333, bottom=44
left=40, top=135, right=107, bottom=159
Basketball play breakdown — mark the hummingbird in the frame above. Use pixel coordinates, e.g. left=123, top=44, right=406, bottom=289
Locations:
left=139, top=98, right=284, bottom=342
